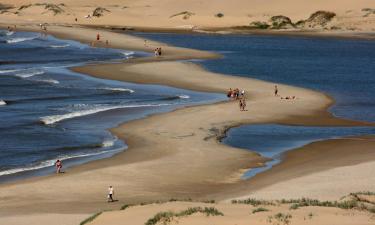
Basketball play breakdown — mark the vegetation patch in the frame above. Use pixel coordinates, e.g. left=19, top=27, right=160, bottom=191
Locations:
left=298, top=10, right=336, bottom=28
left=252, top=207, right=269, bottom=214
left=120, top=204, right=133, bottom=210
left=362, top=8, right=375, bottom=17
left=267, top=213, right=292, bottom=225
left=93, top=7, right=110, bottom=17
left=79, top=212, right=102, bottom=225
left=170, top=11, right=195, bottom=20
left=145, top=207, right=224, bottom=225
left=232, top=198, right=275, bottom=206
left=215, top=13, right=224, bottom=18
left=249, top=21, right=270, bottom=29
left=270, top=15, right=294, bottom=29
left=17, top=3, right=65, bottom=15
left=0, top=3, right=14, bottom=13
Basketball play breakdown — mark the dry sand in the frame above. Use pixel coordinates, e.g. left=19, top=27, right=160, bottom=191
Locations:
left=0, top=24, right=374, bottom=225
left=0, top=0, right=375, bottom=34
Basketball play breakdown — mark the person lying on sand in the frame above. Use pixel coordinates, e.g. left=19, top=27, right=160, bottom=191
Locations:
left=281, top=96, right=296, bottom=100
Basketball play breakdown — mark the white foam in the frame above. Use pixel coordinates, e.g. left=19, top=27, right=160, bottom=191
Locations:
left=40, top=103, right=170, bottom=125
left=101, top=87, right=135, bottom=93
left=6, top=31, right=14, bottom=36
left=0, top=149, right=121, bottom=176
left=121, top=51, right=135, bottom=56
left=0, top=69, right=23, bottom=74
left=15, top=70, right=44, bottom=78
left=6, top=36, right=38, bottom=44
left=102, top=139, right=115, bottom=148
left=0, top=100, right=6, bottom=106
left=49, top=44, right=70, bottom=48
left=36, top=79, right=59, bottom=84
left=179, top=95, right=190, bottom=99
left=15, top=70, right=45, bottom=78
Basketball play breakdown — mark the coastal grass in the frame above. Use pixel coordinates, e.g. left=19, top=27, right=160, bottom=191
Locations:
left=252, top=207, right=269, bottom=214
left=169, top=11, right=195, bottom=20
left=80, top=212, right=102, bottom=225
left=233, top=193, right=375, bottom=213
left=232, top=198, right=275, bottom=206
left=145, top=207, right=223, bottom=225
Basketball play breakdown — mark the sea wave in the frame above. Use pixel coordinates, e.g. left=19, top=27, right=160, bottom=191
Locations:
left=40, top=103, right=170, bottom=125
left=100, top=87, right=135, bottom=93
left=6, top=36, right=38, bottom=44
left=6, top=31, right=14, bottom=36
left=49, top=44, right=70, bottom=48
left=15, top=70, right=45, bottom=78
left=0, top=148, right=121, bottom=177
left=0, top=100, right=6, bottom=106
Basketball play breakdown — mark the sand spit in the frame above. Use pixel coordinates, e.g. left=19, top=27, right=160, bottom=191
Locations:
left=0, top=23, right=373, bottom=225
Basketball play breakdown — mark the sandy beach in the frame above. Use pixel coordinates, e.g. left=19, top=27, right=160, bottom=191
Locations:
left=0, top=23, right=374, bottom=225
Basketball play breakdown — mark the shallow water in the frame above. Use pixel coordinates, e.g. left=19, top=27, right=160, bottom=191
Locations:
left=0, top=30, right=224, bottom=182
left=131, top=32, right=375, bottom=178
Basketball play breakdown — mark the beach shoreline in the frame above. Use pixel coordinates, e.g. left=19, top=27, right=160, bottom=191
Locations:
left=0, top=24, right=374, bottom=225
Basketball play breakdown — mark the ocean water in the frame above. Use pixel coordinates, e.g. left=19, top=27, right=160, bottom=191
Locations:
left=0, top=30, right=224, bottom=182
left=131, top=32, right=375, bottom=178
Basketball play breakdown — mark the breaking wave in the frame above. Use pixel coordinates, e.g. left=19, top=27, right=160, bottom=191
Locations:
left=6, top=36, right=38, bottom=44
left=40, top=103, right=170, bottom=125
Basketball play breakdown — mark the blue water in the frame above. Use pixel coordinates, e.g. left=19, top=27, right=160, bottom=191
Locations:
left=131, top=32, right=375, bottom=122
left=223, top=124, right=375, bottom=178
left=0, top=30, right=224, bottom=182
left=130, top=32, right=375, bottom=178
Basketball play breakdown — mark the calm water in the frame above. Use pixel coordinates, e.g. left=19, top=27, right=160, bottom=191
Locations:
left=131, top=32, right=375, bottom=178
left=0, top=30, right=224, bottom=182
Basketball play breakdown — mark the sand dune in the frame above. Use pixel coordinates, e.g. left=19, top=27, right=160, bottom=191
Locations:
left=86, top=201, right=375, bottom=225
left=0, top=0, right=374, bottom=32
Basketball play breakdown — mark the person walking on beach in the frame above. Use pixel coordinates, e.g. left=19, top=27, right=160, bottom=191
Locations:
left=96, top=33, right=100, bottom=41
left=55, top=160, right=62, bottom=174
left=107, top=186, right=114, bottom=202
left=274, top=85, right=279, bottom=96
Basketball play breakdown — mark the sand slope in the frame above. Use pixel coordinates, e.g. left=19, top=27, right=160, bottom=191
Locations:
left=88, top=201, right=375, bottom=225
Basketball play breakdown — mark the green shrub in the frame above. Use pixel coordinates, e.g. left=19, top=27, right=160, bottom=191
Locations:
left=249, top=21, right=270, bottom=29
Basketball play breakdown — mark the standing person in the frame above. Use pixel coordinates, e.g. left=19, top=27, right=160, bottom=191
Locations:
left=107, top=186, right=114, bottom=202
left=158, top=47, right=162, bottom=56
left=239, top=99, right=243, bottom=111
left=240, top=89, right=245, bottom=97
left=241, top=97, right=247, bottom=111
left=96, top=33, right=100, bottom=41
left=154, top=48, right=158, bottom=56
left=274, top=85, right=278, bottom=96
left=55, top=160, right=62, bottom=174
left=227, top=88, right=232, bottom=98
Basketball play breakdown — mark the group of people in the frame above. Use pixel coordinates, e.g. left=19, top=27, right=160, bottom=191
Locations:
left=227, top=88, right=247, bottom=111
left=274, top=85, right=297, bottom=100
left=227, top=88, right=245, bottom=100
left=154, top=47, right=162, bottom=56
